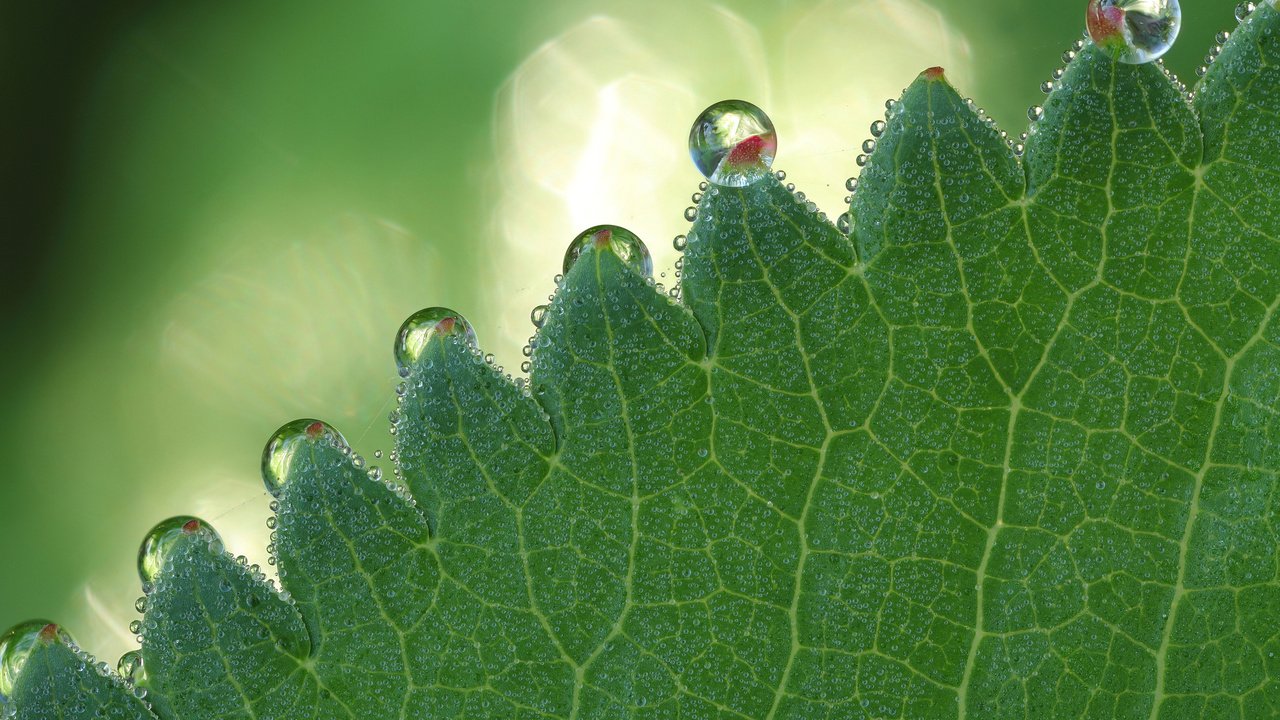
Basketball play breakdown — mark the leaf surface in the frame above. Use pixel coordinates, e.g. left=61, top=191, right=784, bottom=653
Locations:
left=11, top=7, right=1280, bottom=719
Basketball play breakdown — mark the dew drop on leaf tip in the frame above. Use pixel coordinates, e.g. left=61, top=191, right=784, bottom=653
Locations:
left=1086, top=0, right=1181, bottom=64
left=0, top=621, right=69, bottom=699
left=261, top=419, right=348, bottom=496
left=688, top=99, right=776, bottom=187
left=394, top=307, right=476, bottom=371
left=562, top=225, right=653, bottom=278
left=137, top=516, right=222, bottom=585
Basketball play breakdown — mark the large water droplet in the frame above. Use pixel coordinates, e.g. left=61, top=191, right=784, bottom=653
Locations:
left=530, top=305, right=548, bottom=328
left=138, top=516, right=221, bottom=585
left=688, top=100, right=776, bottom=187
left=1087, top=0, right=1181, bottom=64
left=394, top=307, right=476, bottom=370
left=562, top=225, right=653, bottom=278
left=1, top=621, right=69, bottom=698
left=261, top=419, right=348, bottom=496
left=117, top=650, right=147, bottom=687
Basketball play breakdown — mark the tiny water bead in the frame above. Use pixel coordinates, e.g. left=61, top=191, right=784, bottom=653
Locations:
left=562, top=225, right=653, bottom=278
left=394, top=307, right=476, bottom=371
left=261, top=419, right=348, bottom=496
left=1086, top=0, right=1181, bottom=64
left=0, top=621, right=68, bottom=698
left=138, top=516, right=221, bottom=585
left=688, top=99, right=776, bottom=187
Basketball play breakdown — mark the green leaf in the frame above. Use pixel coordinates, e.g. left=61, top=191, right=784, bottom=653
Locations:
left=8, top=632, right=154, bottom=720
left=9, top=5, right=1280, bottom=719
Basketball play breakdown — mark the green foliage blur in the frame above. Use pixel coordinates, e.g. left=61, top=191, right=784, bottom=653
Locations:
left=0, top=0, right=1231, bottom=664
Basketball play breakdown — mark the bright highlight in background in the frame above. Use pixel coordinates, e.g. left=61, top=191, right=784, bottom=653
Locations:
left=487, top=0, right=972, bottom=365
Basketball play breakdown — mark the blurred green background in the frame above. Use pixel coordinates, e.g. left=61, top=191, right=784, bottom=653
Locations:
left=1, top=0, right=1232, bottom=665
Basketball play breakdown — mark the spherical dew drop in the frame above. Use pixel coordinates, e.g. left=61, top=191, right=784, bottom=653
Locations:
left=261, top=419, right=348, bottom=497
left=117, top=650, right=147, bottom=687
left=0, top=621, right=69, bottom=698
left=562, top=225, right=653, bottom=278
left=688, top=99, right=777, bottom=187
left=137, top=516, right=221, bottom=585
left=1086, top=0, right=1181, bottom=64
left=393, top=307, right=476, bottom=371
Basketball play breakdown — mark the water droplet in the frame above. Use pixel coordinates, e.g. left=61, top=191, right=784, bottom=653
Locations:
left=691, top=192, right=702, bottom=203
left=117, top=650, right=146, bottom=687
left=1028, top=105, right=1044, bottom=122
left=138, top=516, right=221, bottom=585
left=394, top=307, right=476, bottom=370
left=0, top=621, right=68, bottom=697
left=687, top=99, right=777, bottom=187
left=774, top=170, right=786, bottom=181
left=672, top=234, right=688, bottom=252
left=845, top=177, right=859, bottom=192
left=1087, top=0, right=1181, bottom=64
left=530, top=304, right=548, bottom=328
left=562, top=225, right=653, bottom=278
left=837, top=213, right=852, bottom=234
left=1236, top=2, right=1256, bottom=22
left=856, top=154, right=869, bottom=167
left=1041, top=80, right=1055, bottom=93
left=684, top=206, right=698, bottom=222
left=861, top=139, right=877, bottom=154
left=133, top=597, right=147, bottom=614
left=261, top=419, right=348, bottom=497
left=869, top=120, right=886, bottom=137
left=697, top=181, right=708, bottom=191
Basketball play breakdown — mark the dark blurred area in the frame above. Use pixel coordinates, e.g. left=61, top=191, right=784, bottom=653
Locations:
left=1, top=1, right=155, bottom=348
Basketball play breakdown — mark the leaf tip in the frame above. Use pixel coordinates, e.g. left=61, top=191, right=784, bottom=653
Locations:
left=725, top=134, right=769, bottom=169
left=1085, top=2, right=1127, bottom=49
left=36, top=624, right=59, bottom=644
left=922, top=66, right=947, bottom=82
